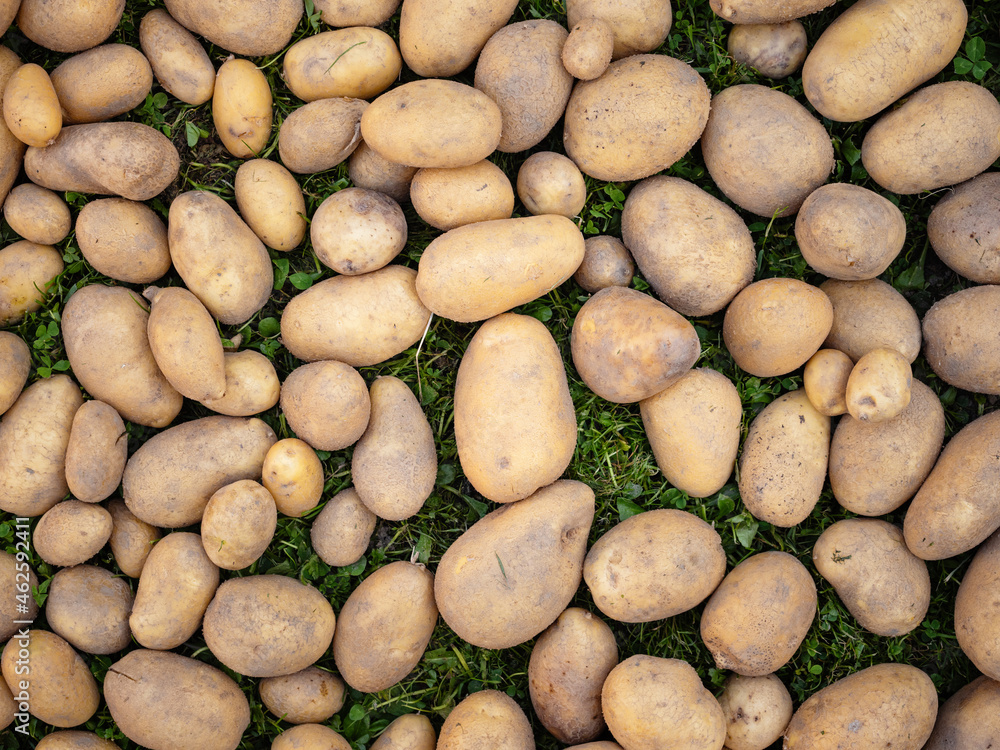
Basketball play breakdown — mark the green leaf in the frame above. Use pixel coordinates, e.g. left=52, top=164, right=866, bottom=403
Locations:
left=973, top=61, right=992, bottom=80
left=530, top=306, right=553, bottom=323
left=289, top=272, right=314, bottom=290
left=463, top=494, right=489, bottom=517
left=953, top=57, right=974, bottom=75
left=52, top=360, right=71, bottom=371
left=152, top=92, right=169, bottom=109
left=717, top=495, right=735, bottom=515
left=185, top=121, right=201, bottom=148
left=735, top=516, right=759, bottom=548
left=348, top=705, right=365, bottom=722
left=273, top=258, right=290, bottom=290
left=809, top=664, right=823, bottom=675
left=617, top=497, right=644, bottom=521
left=436, top=463, right=456, bottom=486
left=840, top=137, right=861, bottom=166
left=415, top=533, right=432, bottom=564
left=895, top=262, right=925, bottom=290
left=258, top=317, right=280, bottom=337
left=344, top=557, right=366, bottom=576
left=966, top=37, right=986, bottom=62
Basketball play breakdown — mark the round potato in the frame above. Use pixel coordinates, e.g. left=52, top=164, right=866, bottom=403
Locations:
left=262, top=438, right=324, bottom=518
left=0, top=332, right=30, bottom=417
left=34, top=500, right=112, bottom=567
left=50, top=44, right=152, bottom=124
left=310, top=486, right=376, bottom=567
left=107, top=498, right=161, bottom=578
left=284, top=28, right=401, bottom=102
left=821, top=278, right=921, bottom=362
left=311, top=187, right=406, bottom=274
left=371, top=714, right=436, bottom=750
left=728, top=21, right=807, bottom=79
left=313, top=0, right=399, bottom=27
left=200, top=350, right=280, bottom=417
left=201, top=480, right=277, bottom=570
left=562, top=18, right=614, bottom=80
left=259, top=667, right=345, bottom=725
left=36, top=731, right=120, bottom=749
left=923, top=285, right=1000, bottom=395
left=64, top=400, right=126, bottom=503
left=76, top=198, right=170, bottom=283
left=277, top=97, right=367, bottom=174
left=213, top=58, right=272, bottom=159
left=923, top=676, right=1000, bottom=750
left=46, top=564, right=133, bottom=654
left=927, top=172, right=1000, bottom=283
left=234, top=159, right=307, bottom=252
left=3, top=183, right=71, bottom=245
left=566, top=0, right=672, bottom=59
left=718, top=674, right=793, bottom=750
left=845, top=347, right=912, bottom=423
left=411, top=160, right=514, bottom=230
left=139, top=9, right=215, bottom=106
left=803, top=348, right=853, bottom=416
left=0, top=551, right=39, bottom=640
left=516, top=152, right=586, bottom=218
left=16, top=0, right=124, bottom=53
left=273, top=725, right=351, bottom=750
left=956, top=529, right=1000, bottom=680
left=437, top=690, right=533, bottom=750
left=710, top=0, right=836, bottom=23
left=574, top=235, right=634, bottom=293
left=163, top=0, right=302, bottom=57
left=348, top=142, right=417, bottom=204
left=280, top=360, right=370, bottom=451
left=0, top=240, right=63, bottom=325
left=3, top=64, right=62, bottom=148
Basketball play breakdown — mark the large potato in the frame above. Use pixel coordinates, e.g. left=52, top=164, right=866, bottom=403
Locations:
left=50, top=44, right=153, bottom=124
left=928, top=172, right=1000, bottom=283
left=371, top=715, right=436, bottom=750
left=212, top=58, right=272, bottom=159
left=3, top=64, right=62, bottom=147
left=200, top=350, right=280, bottom=417
left=259, top=667, right=345, bottom=724
left=280, top=360, right=370, bottom=451
left=802, top=0, right=966, bottom=122
left=415, top=215, right=584, bottom=322
left=284, top=28, right=400, bottom=101
left=107, top=498, right=161, bottom=578
left=622, top=175, right=755, bottom=317
left=123, top=415, right=276, bottom=527
left=455, top=313, right=576, bottom=503
left=0, top=332, right=28, bottom=417
left=584, top=509, right=725, bottom=622
left=718, top=674, right=792, bottom=750
left=410, top=161, right=514, bottom=231
left=437, top=690, right=533, bottom=750
left=399, top=0, right=517, bottom=78
left=348, top=142, right=417, bottom=204
left=64, top=400, right=127, bottom=503
left=46, top=565, right=133, bottom=654
left=16, top=0, right=123, bottom=53
left=262, top=438, right=323, bottom=518
left=564, top=54, right=709, bottom=181
left=956, top=530, right=1000, bottom=680
left=310, top=486, right=376, bottom=566
left=821, top=278, right=921, bottom=362
left=234, top=159, right=307, bottom=252
left=310, top=188, right=406, bottom=274
left=923, top=285, right=1000, bottom=395
left=139, top=9, right=215, bottom=106
left=923, top=676, right=1000, bottom=750
left=34, top=500, right=113, bottom=566
left=566, top=0, right=671, bottom=59
left=0, top=551, right=39, bottom=640
left=700, top=551, right=816, bottom=675
left=728, top=21, right=807, bottom=79
left=710, top=0, right=836, bottom=23
left=163, top=0, right=302, bottom=57
left=3, top=183, right=72, bottom=245
left=435, top=480, right=594, bottom=649
left=278, top=97, right=367, bottom=174
left=0, top=240, right=63, bottom=325
left=76, top=198, right=170, bottom=284
left=201, top=480, right=277, bottom=570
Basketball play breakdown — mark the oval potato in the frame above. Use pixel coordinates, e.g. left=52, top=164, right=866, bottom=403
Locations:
left=711, top=0, right=836, bottom=23
left=278, top=97, right=367, bottom=174
left=199, top=350, right=281, bottom=417
left=803, top=348, right=853, bottom=417
left=75, top=198, right=171, bottom=284
left=201, top=479, right=277, bottom=570
left=139, top=9, right=215, bottom=106
left=927, top=172, right=1000, bottom=283
left=371, top=714, right=436, bottom=750
left=566, top=0, right=672, bottom=59
left=234, top=159, right=307, bottom=252
left=3, top=63, right=62, bottom=148
left=46, top=564, right=133, bottom=654
left=64, top=400, right=127, bottom=503
left=411, top=160, right=514, bottom=231
left=212, top=58, right=272, bottom=159
left=923, top=285, right=1000, bottom=395
left=516, top=152, right=587, bottom=218
left=923, top=676, right=1000, bottom=750
left=3, top=183, right=72, bottom=245
left=0, top=332, right=29, bottom=417
left=163, top=0, right=302, bottom=57
left=718, top=674, right=793, bottom=750
left=348, top=141, right=417, bottom=204
left=0, top=240, right=63, bottom=326
left=273, top=725, right=351, bottom=750
left=574, top=235, right=634, bottom=293
left=34, top=500, right=113, bottom=566
left=36, top=731, right=120, bottom=750
left=728, top=21, right=807, bottom=79
left=821, top=278, right=921, bottom=363
left=310, top=486, right=376, bottom=567
left=50, top=44, right=153, bottom=124
left=437, top=690, right=533, bottom=750
left=280, top=360, right=370, bottom=451
left=0, top=551, right=39, bottom=639
left=284, top=28, right=401, bottom=102
left=16, top=0, right=124, bottom=53
left=259, top=667, right=345, bottom=725
left=313, top=0, right=399, bottom=27
left=262, top=438, right=324, bottom=518
left=107, top=498, right=161, bottom=578
left=310, top=187, right=406, bottom=274
left=561, top=18, right=614, bottom=81
left=845, top=347, right=912, bottom=423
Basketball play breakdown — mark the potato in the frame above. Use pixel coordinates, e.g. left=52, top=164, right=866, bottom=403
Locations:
left=50, top=45, right=152, bottom=124
left=123, top=415, right=276, bottom=527
left=474, top=21, right=572, bottom=153
left=923, top=676, right=1000, bottom=750
left=0, top=630, right=99, bottom=727
left=0, top=240, right=63, bottom=325
left=845, top=347, right=912, bottom=423
left=348, top=142, right=417, bottom=204
left=16, top=0, right=123, bottom=53
left=0, top=682, right=13, bottom=731
left=562, top=18, right=614, bottom=80
left=203, top=575, right=336, bottom=678
left=278, top=97, right=367, bottom=174
left=437, top=690, right=533, bottom=750
left=201, top=480, right=277, bottom=570
left=603, top=655, right=726, bottom=750
left=621, top=175, right=755, bottom=316
left=362, top=81, right=502, bottom=169
left=718, top=674, right=793, bottom=750
left=371, top=714, right=436, bottom=750
left=213, top=58, right=272, bottom=159
left=0, top=332, right=30, bottom=416
left=311, top=187, right=406, bottom=274
left=923, top=285, right=1000, bottom=395
left=273, top=725, right=351, bottom=750
left=0, top=1, right=17, bottom=37
left=168, top=190, right=272, bottom=325
left=107, top=498, right=160, bottom=578
left=234, top=159, right=307, bottom=252
left=574, top=236, right=634, bottom=293
left=3, top=183, right=71, bottom=245
left=76, top=198, right=171, bottom=283
left=105, top=649, right=250, bottom=750
left=46, top=564, right=133, bottom=654
left=795, top=183, right=906, bottom=280
left=529, top=608, right=618, bottom=744
left=416, top=215, right=585, bottom=322
left=701, top=84, right=833, bottom=217
left=200, top=350, right=280, bottom=417
left=352, top=377, right=437, bottom=521
left=803, top=349, right=852, bottom=416
left=314, top=0, right=399, bottom=27
left=584, top=509, right=726, bottom=622
left=640, top=368, right=741, bottom=498
left=35, top=501, right=112, bottom=566
left=399, top=0, right=518, bottom=77
left=516, top=152, right=586, bottom=218
left=334, top=561, right=437, bottom=692
left=284, top=28, right=401, bottom=102
left=0, top=375, right=82, bottom=517
left=0, top=47, right=25, bottom=210
left=62, top=285, right=181, bottom=428
left=728, top=21, right=807, bottom=79
left=564, top=55, right=709, bottom=181
left=280, top=361, right=370, bottom=451
left=710, top=0, right=836, bottom=23
left=862, top=82, right=1000, bottom=195
left=262, top=438, right=324, bottom=518
left=821, top=278, right=920, bottom=362
left=163, top=0, right=302, bottom=57
left=139, top=9, right=215, bottom=106
left=25, top=122, right=180, bottom=201
left=723, top=278, right=833, bottom=377
left=259, top=667, right=345, bottom=724
left=928, top=172, right=1000, bottom=283
left=566, top=744, right=623, bottom=750
left=411, top=160, right=514, bottom=230
left=567, top=0, right=672, bottom=59
left=700, top=551, right=817, bottom=675
left=435, top=480, right=595, bottom=649
left=956, top=530, right=1000, bottom=680
left=3, top=65, right=62, bottom=147
left=784, top=663, right=937, bottom=749
left=0, top=551, right=39, bottom=640
left=802, top=0, right=966, bottom=122
left=36, top=731, right=120, bottom=749
left=64, top=400, right=126, bottom=503
left=310, top=486, right=376, bottom=566
left=130, top=531, right=219, bottom=650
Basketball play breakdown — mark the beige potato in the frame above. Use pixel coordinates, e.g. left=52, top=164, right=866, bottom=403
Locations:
left=46, top=564, right=133, bottom=654
left=234, top=159, right=307, bottom=252
left=273, top=725, right=352, bottom=750
left=567, top=0, right=672, bottom=59
left=399, top=0, right=518, bottom=77
left=201, top=480, right=277, bottom=570
left=262, top=438, right=324, bottom=518
left=50, top=45, right=152, bottom=124
left=139, top=9, right=215, bottom=106
left=76, top=198, right=170, bottom=283
left=0, top=681, right=13, bottom=729
left=923, top=285, right=1000, bottom=395
left=0, top=47, right=25, bottom=210
left=164, top=0, right=302, bottom=57
left=130, top=531, right=219, bottom=650
left=928, top=172, right=1000, bottom=283
left=3, top=63, right=61, bottom=148
left=278, top=97, right=367, bottom=174
left=310, top=486, right=376, bottom=566
left=411, top=161, right=514, bottom=230
left=0, top=331, right=30, bottom=416
left=36, top=731, right=120, bottom=749
left=16, top=0, right=123, bottom=53
left=34, top=501, right=112, bottom=567
left=352, top=376, right=437, bottom=521
left=718, top=674, right=793, bottom=750
left=203, top=575, right=336, bottom=678
left=348, top=142, right=417, bottom=204
left=845, top=347, right=912, bottom=423
left=0, top=240, right=63, bottom=325
left=435, top=480, right=595, bottom=649
left=3, top=184, right=71, bottom=245
left=284, top=28, right=401, bottom=102
left=621, top=175, right=755, bottom=316
left=821, top=278, right=921, bottom=362
left=437, top=690, right=533, bottom=750
left=107, top=498, right=161, bottom=578
left=803, top=349, right=853, bottom=416
left=200, top=350, right=280, bottom=417
left=562, top=18, right=614, bottom=80
left=574, top=235, right=634, bottom=293
left=213, top=58, right=272, bottom=159
left=956, top=530, right=1000, bottom=680
left=711, top=0, right=836, bottom=23
left=517, top=152, right=586, bottom=217
left=123, top=415, right=276, bottom=527
left=564, top=54, right=710, bottom=181
left=700, top=551, right=817, bottom=675
left=728, top=21, right=807, bottom=79
left=0, top=551, right=39, bottom=640
left=640, top=368, right=741, bottom=497
left=0, top=0, right=16, bottom=36
left=314, top=0, right=399, bottom=27
left=281, top=360, right=370, bottom=451
left=416, top=215, right=585, bottom=322
left=802, top=0, right=966, bottom=122
left=168, top=190, right=272, bottom=325
left=311, top=187, right=406, bottom=274
left=923, top=676, right=1000, bottom=750
left=64, top=400, right=126, bottom=503
left=259, top=667, right=345, bottom=725
left=371, top=714, right=436, bottom=750
left=529, top=608, right=618, bottom=745
left=702, top=84, right=833, bottom=217
left=795, top=183, right=906, bottom=279
left=105, top=649, right=250, bottom=750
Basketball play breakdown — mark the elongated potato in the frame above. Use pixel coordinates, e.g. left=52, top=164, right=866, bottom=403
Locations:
left=278, top=97, right=367, bottom=174
left=201, top=480, right=277, bottom=570
left=76, top=198, right=170, bottom=283
left=711, top=0, right=836, bottom=23
left=399, top=0, right=518, bottom=77
left=0, top=332, right=29, bottom=417
left=728, top=21, right=807, bottom=79
left=199, top=350, right=280, bottom=417
left=803, top=349, right=852, bottom=416
left=213, top=58, right=272, bottom=159
left=310, top=486, right=376, bottom=566
left=718, top=674, right=793, bottom=750
left=928, top=172, right=1000, bottom=283
left=262, top=438, right=324, bottom=518
left=280, top=361, right=370, bottom=451
left=821, top=278, right=921, bottom=362
left=259, top=668, right=345, bottom=725
left=3, top=183, right=71, bottom=245
left=411, top=161, right=514, bottom=231
left=64, top=400, right=127, bottom=503
left=310, top=187, right=406, bottom=274
left=371, top=715, right=436, bottom=750
left=164, top=0, right=302, bottom=57
left=437, top=691, right=533, bottom=750
left=923, top=285, right=1000, bottom=395
left=3, top=64, right=61, bottom=148
left=348, top=142, right=417, bottom=204
left=139, top=9, right=215, bottom=106
left=0, top=240, right=63, bottom=325
left=47, top=564, right=133, bottom=654
left=50, top=45, right=152, bottom=124
left=16, top=0, right=124, bottom=53
left=284, top=28, right=401, bottom=102
left=234, top=159, right=306, bottom=252
left=107, top=498, right=161, bottom=578
left=923, top=676, right=1000, bottom=750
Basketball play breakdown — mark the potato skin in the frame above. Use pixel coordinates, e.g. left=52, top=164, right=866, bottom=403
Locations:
left=845, top=347, right=911, bottom=423
left=437, top=690, right=533, bottom=750
left=574, top=236, right=634, bottom=293
left=0, top=332, right=29, bottom=417
left=36, top=731, right=120, bottom=750
left=234, top=159, right=307, bottom=252
left=928, top=173, right=1000, bottom=283
left=310, top=187, right=406, bottom=274
left=164, top=0, right=302, bottom=57
left=200, top=350, right=280, bottom=417
left=0, top=46, right=24, bottom=209
left=0, top=240, right=63, bottom=325
left=280, top=360, right=370, bottom=451
left=3, top=183, right=72, bottom=245
left=76, top=198, right=170, bottom=284
left=314, top=0, right=399, bottom=27
left=562, top=18, right=614, bottom=81
left=64, top=400, right=127, bottom=503
left=516, top=152, right=586, bottom=218
left=310, top=486, right=376, bottom=566
left=262, top=438, right=323, bottom=518
left=567, top=0, right=672, bottom=59
left=50, top=44, right=153, bottom=124
left=259, top=667, right=345, bottom=725
left=802, top=0, right=966, bottom=122
left=0, top=551, right=39, bottom=639
left=284, top=28, right=401, bottom=102
left=821, top=278, right=921, bottom=363
left=348, top=142, right=417, bottom=204
left=139, top=9, right=215, bottom=106
left=213, top=58, right=272, bottom=159
left=278, top=97, right=367, bottom=174
left=16, top=0, right=124, bottom=53
left=710, top=0, right=836, bottom=23
left=46, top=564, right=133, bottom=654
left=728, top=21, right=807, bottom=79
left=273, top=725, right=352, bottom=750
left=371, top=714, right=436, bottom=750
left=923, top=285, right=1000, bottom=395
left=201, top=479, right=277, bottom=570
left=107, top=498, right=160, bottom=578
left=718, top=674, right=792, bottom=750
left=923, top=676, right=1000, bottom=750
left=35, top=500, right=113, bottom=566
left=3, top=65, right=62, bottom=147
left=803, top=349, right=852, bottom=416
left=411, top=160, right=514, bottom=231
left=956, top=530, right=1000, bottom=680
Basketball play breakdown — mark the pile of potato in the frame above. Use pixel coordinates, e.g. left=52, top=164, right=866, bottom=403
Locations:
left=0, top=0, right=999, bottom=748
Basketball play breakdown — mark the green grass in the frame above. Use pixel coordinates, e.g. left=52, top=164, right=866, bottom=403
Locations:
left=3, top=0, right=1000, bottom=747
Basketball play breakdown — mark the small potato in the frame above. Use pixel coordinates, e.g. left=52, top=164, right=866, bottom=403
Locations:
left=845, top=347, right=912, bottom=423
left=957, top=531, right=1000, bottom=680
left=718, top=674, right=793, bottom=750
left=3, top=63, right=61, bottom=148
left=284, top=28, right=401, bottom=102
left=213, top=58, right=272, bottom=159
left=3, top=183, right=71, bottom=245
left=314, top=0, right=400, bottom=27
left=64, top=400, right=127, bottom=503
left=259, top=667, right=345, bottom=724
left=566, top=0, right=672, bottom=59
left=34, top=500, right=112, bottom=567
left=279, top=97, right=367, bottom=175
left=234, top=159, right=307, bottom=252
left=348, top=142, right=417, bottom=204
left=310, top=486, right=376, bottom=567
left=311, top=187, right=406, bottom=274
left=371, top=715, right=436, bottom=750
left=36, top=731, right=120, bottom=749
left=437, top=691, right=533, bottom=750
left=573, top=235, right=634, bottom=293
left=924, top=676, right=1000, bottom=750
left=16, top=0, right=124, bottom=53
left=281, top=360, right=370, bottom=451
left=821, top=278, right=921, bottom=362
left=273, top=725, right=351, bottom=750
left=562, top=18, right=614, bottom=81
left=399, top=0, right=517, bottom=78
left=50, top=45, right=153, bottom=124
left=76, top=198, right=170, bottom=284
left=0, top=331, right=30, bottom=416
left=46, top=564, right=133, bottom=654
left=517, top=152, right=586, bottom=217
left=0, top=551, right=39, bottom=640
left=923, top=285, right=1000, bottom=395
left=262, top=438, right=324, bottom=518
left=410, top=161, right=514, bottom=230
left=928, top=172, right=1000, bottom=283
left=201, top=480, right=277, bottom=570
left=0, top=240, right=63, bottom=325
left=164, top=0, right=302, bottom=58
left=199, top=350, right=280, bottom=417
left=803, top=349, right=853, bottom=416
left=139, top=9, right=215, bottom=106
left=728, top=22, right=807, bottom=78
left=107, top=498, right=160, bottom=578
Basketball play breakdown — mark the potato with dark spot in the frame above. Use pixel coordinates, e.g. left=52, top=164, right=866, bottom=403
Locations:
left=821, top=278, right=920, bottom=362
left=728, top=21, right=807, bottom=79
left=280, top=361, right=370, bottom=451
left=566, top=0, right=672, bottom=59
left=3, top=64, right=61, bottom=148
left=516, top=152, right=586, bottom=218
left=76, top=198, right=170, bottom=284
left=314, top=0, right=399, bottom=27
left=34, top=501, right=113, bottom=567
left=107, top=499, right=160, bottom=578
left=36, top=731, right=120, bottom=749
left=371, top=714, right=436, bottom=750
left=212, top=58, right=272, bottom=159
left=437, top=690, right=533, bottom=750
left=3, top=184, right=72, bottom=245
left=348, top=142, right=417, bottom=204
left=0, top=240, right=63, bottom=325
left=927, top=172, right=1000, bottom=283
left=164, top=0, right=302, bottom=58
left=845, top=347, right=912, bottom=423
left=200, top=350, right=280, bottom=417
left=311, top=188, right=406, bottom=274
left=139, top=9, right=215, bottom=106
left=50, top=45, right=153, bottom=124
left=0, top=551, right=39, bottom=639
left=923, top=285, right=1000, bottom=395
left=262, top=438, right=324, bottom=518
left=310, top=487, right=376, bottom=567
left=259, top=667, right=345, bottom=724
left=711, top=0, right=836, bottom=23
left=284, top=28, right=401, bottom=102
left=273, top=725, right=352, bottom=750
left=235, top=159, right=307, bottom=252
left=956, top=530, right=1000, bottom=680
left=803, top=349, right=852, bottom=416
left=201, top=480, right=277, bottom=570
left=411, top=161, right=514, bottom=230
left=923, top=676, right=1000, bottom=750
left=574, top=236, right=634, bottom=293
left=562, top=18, right=614, bottom=80
left=64, top=400, right=127, bottom=503
left=46, top=565, right=133, bottom=654
left=0, top=332, right=29, bottom=417
left=278, top=97, right=367, bottom=174
left=17, top=0, right=124, bottom=53
left=718, top=674, right=792, bottom=750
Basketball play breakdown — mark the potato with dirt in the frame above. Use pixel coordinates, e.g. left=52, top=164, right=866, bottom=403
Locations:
left=212, top=57, right=272, bottom=159
left=3, top=64, right=62, bottom=148
left=34, top=500, right=113, bottom=566
left=923, top=285, right=1000, bottom=395
left=711, top=0, right=837, bottom=23
left=107, top=499, right=161, bottom=578
left=284, top=28, right=401, bottom=102
left=310, top=187, right=406, bottom=274
left=821, top=278, right=921, bottom=362
left=35, top=731, right=120, bottom=749
left=348, top=142, right=417, bottom=204
left=314, top=0, right=399, bottom=26
left=728, top=21, right=807, bottom=79
left=574, top=236, right=634, bottom=293
left=164, top=0, right=302, bottom=57
left=64, top=400, right=127, bottom=503
left=50, top=44, right=153, bottom=124
left=371, top=715, right=436, bottom=750
left=280, top=360, right=370, bottom=451
left=199, top=350, right=281, bottom=417
left=262, top=438, right=324, bottom=518
left=0, top=551, right=39, bottom=639
left=273, top=725, right=352, bottom=750
left=0, top=332, right=30, bottom=417
left=803, top=349, right=853, bottom=416
left=437, top=690, right=534, bottom=750
left=566, top=0, right=672, bottom=59
left=923, top=676, right=1000, bottom=750
left=0, top=240, right=63, bottom=326
left=259, top=667, right=345, bottom=724
left=201, top=480, right=277, bottom=570
left=278, top=97, right=367, bottom=174
left=310, top=486, right=376, bottom=567
left=16, top=0, right=124, bottom=53
left=561, top=18, right=614, bottom=80
left=234, top=159, right=307, bottom=252
left=956, top=530, right=1000, bottom=681
left=516, top=152, right=587, bottom=218
left=3, top=184, right=72, bottom=245
left=46, top=565, right=133, bottom=654
left=75, top=198, right=171, bottom=284
left=411, top=160, right=514, bottom=230
left=927, top=172, right=1000, bottom=283
left=845, top=347, right=912, bottom=423
left=399, top=0, right=518, bottom=77
left=139, top=9, right=215, bottom=106
left=718, top=674, right=793, bottom=750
